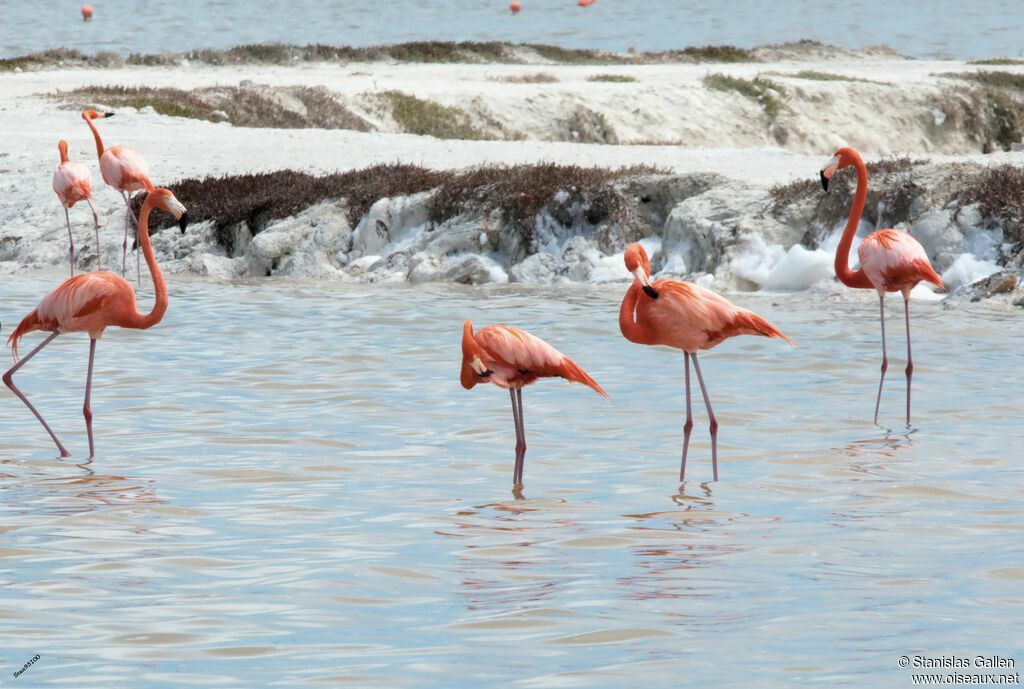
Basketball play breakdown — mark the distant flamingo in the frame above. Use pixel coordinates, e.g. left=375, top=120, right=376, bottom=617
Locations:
left=4, top=189, right=188, bottom=458
left=578, top=0, right=595, bottom=6
left=620, top=243, right=793, bottom=482
left=510, top=0, right=521, bottom=14
left=461, top=321, right=608, bottom=485
left=52, top=139, right=99, bottom=276
left=81, top=4, right=93, bottom=21
left=820, top=146, right=943, bottom=425
left=81, top=109, right=153, bottom=284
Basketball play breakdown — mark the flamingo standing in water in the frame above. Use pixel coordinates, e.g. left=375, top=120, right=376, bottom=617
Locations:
left=619, top=243, right=793, bottom=482
left=509, top=1, right=521, bottom=14
left=81, top=109, right=153, bottom=284
left=4, top=189, right=188, bottom=458
left=461, top=321, right=608, bottom=486
left=820, top=147, right=943, bottom=425
left=52, top=139, right=100, bottom=276
left=81, top=4, right=93, bottom=21
left=578, top=0, right=596, bottom=6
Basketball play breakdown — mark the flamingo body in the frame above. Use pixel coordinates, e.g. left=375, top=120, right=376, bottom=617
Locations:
left=100, top=145, right=152, bottom=193
left=858, top=229, right=943, bottom=299
left=81, top=4, right=93, bottom=21
left=510, top=1, right=521, bottom=14
left=53, top=161, right=93, bottom=209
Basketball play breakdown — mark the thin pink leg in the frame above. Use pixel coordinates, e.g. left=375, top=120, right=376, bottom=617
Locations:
left=680, top=352, right=694, bottom=482
left=84, top=338, right=96, bottom=458
left=691, top=353, right=718, bottom=481
left=2, top=332, right=70, bottom=457
left=64, top=207, right=75, bottom=277
left=120, top=191, right=130, bottom=276
left=509, top=388, right=521, bottom=483
left=904, top=299, right=913, bottom=426
left=874, top=294, right=888, bottom=425
left=514, top=388, right=527, bottom=485
left=85, top=198, right=101, bottom=271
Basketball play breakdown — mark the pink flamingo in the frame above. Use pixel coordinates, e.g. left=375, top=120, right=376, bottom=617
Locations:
left=510, top=0, right=521, bottom=14
left=620, top=243, right=793, bottom=481
left=820, top=146, right=944, bottom=425
left=4, top=189, right=188, bottom=458
left=81, top=109, right=154, bottom=284
left=52, top=139, right=99, bottom=276
left=81, top=4, right=93, bottom=21
left=578, top=0, right=595, bottom=6
left=461, top=321, right=608, bottom=485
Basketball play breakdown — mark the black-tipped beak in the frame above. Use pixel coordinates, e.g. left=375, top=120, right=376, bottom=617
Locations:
left=178, top=212, right=189, bottom=234
left=820, top=170, right=830, bottom=193
left=104, top=112, right=115, bottom=118
left=642, top=285, right=659, bottom=299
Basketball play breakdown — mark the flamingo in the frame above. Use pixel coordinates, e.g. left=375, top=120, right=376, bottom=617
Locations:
left=578, top=0, right=595, bottom=6
left=81, top=4, right=93, bottom=21
left=510, top=0, right=521, bottom=14
left=460, top=321, right=608, bottom=485
left=820, top=147, right=944, bottom=425
left=81, top=109, right=153, bottom=284
left=52, top=139, right=100, bottom=276
left=4, top=189, right=188, bottom=459
left=619, top=243, right=793, bottom=482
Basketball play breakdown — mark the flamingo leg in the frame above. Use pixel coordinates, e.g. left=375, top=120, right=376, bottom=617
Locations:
left=514, top=388, right=527, bottom=485
left=904, top=298, right=913, bottom=426
left=120, top=191, right=130, bottom=276
left=84, top=338, right=96, bottom=458
left=680, top=352, right=694, bottom=482
left=690, top=353, right=718, bottom=482
left=509, top=388, right=521, bottom=482
left=2, top=333, right=71, bottom=458
left=85, top=198, right=100, bottom=270
left=63, top=207, right=75, bottom=277
left=874, top=294, right=888, bottom=425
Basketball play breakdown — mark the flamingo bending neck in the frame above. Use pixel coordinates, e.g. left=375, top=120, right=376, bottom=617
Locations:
left=834, top=149, right=874, bottom=289
left=126, top=195, right=168, bottom=330
left=83, top=113, right=105, bottom=159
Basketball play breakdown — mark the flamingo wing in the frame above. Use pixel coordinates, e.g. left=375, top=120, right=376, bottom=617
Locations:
left=53, top=162, right=92, bottom=205
left=859, top=229, right=943, bottom=290
left=476, top=326, right=608, bottom=397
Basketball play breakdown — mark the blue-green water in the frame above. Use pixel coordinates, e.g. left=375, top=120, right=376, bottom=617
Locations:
left=0, top=273, right=1020, bottom=686
left=1, top=0, right=1022, bottom=60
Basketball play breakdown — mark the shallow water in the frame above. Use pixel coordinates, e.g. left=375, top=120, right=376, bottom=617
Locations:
left=0, top=273, right=1021, bottom=687
left=2, top=0, right=1023, bottom=60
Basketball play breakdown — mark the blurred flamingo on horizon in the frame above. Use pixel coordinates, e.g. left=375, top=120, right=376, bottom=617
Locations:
left=81, top=4, right=93, bottom=21
left=52, top=139, right=99, bottom=276
left=81, top=109, right=153, bottom=284
left=620, top=243, right=793, bottom=482
left=4, top=189, right=188, bottom=459
left=509, top=1, right=521, bottom=14
left=461, top=321, right=608, bottom=487
left=820, top=146, right=943, bottom=425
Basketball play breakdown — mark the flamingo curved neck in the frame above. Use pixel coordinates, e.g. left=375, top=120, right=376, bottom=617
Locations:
left=619, top=282, right=654, bottom=344
left=58, top=141, right=69, bottom=164
left=125, top=199, right=167, bottom=330
left=835, top=153, right=873, bottom=289
left=84, top=116, right=105, bottom=159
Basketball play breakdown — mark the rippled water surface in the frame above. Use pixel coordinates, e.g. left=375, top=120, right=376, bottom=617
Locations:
left=0, top=273, right=1021, bottom=687
left=2, top=0, right=1023, bottom=59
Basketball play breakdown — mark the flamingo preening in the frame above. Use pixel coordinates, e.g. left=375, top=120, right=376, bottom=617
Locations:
left=820, top=147, right=944, bottom=425
left=4, top=189, right=188, bottom=459
left=52, top=140, right=99, bottom=276
left=81, top=109, right=153, bottom=284
left=461, top=321, right=608, bottom=486
left=620, top=243, right=793, bottom=482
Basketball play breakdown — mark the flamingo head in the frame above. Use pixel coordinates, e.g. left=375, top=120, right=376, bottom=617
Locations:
left=82, top=109, right=115, bottom=121
left=624, top=243, right=657, bottom=298
left=149, top=188, right=189, bottom=234
left=460, top=321, right=493, bottom=390
left=820, top=146, right=858, bottom=192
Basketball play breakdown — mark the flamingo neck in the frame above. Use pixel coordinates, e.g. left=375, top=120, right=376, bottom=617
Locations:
left=126, top=199, right=168, bottom=330
left=619, top=281, right=654, bottom=345
left=84, top=116, right=105, bottom=159
left=58, top=140, right=69, bottom=164
left=835, top=153, right=872, bottom=289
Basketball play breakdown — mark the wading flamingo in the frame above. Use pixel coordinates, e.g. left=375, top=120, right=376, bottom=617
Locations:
left=81, top=4, right=93, bottom=21
left=510, top=1, right=521, bottom=14
left=578, top=0, right=595, bottom=6
left=620, top=243, right=793, bottom=482
left=82, top=109, right=153, bottom=284
left=4, top=189, right=188, bottom=459
left=53, top=139, right=99, bottom=276
left=461, top=321, right=608, bottom=486
left=820, top=147, right=943, bottom=425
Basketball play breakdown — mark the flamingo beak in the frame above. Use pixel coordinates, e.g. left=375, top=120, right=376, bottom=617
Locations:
left=633, top=266, right=658, bottom=298
left=179, top=212, right=189, bottom=234
left=104, top=112, right=115, bottom=118
left=820, top=156, right=839, bottom=192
